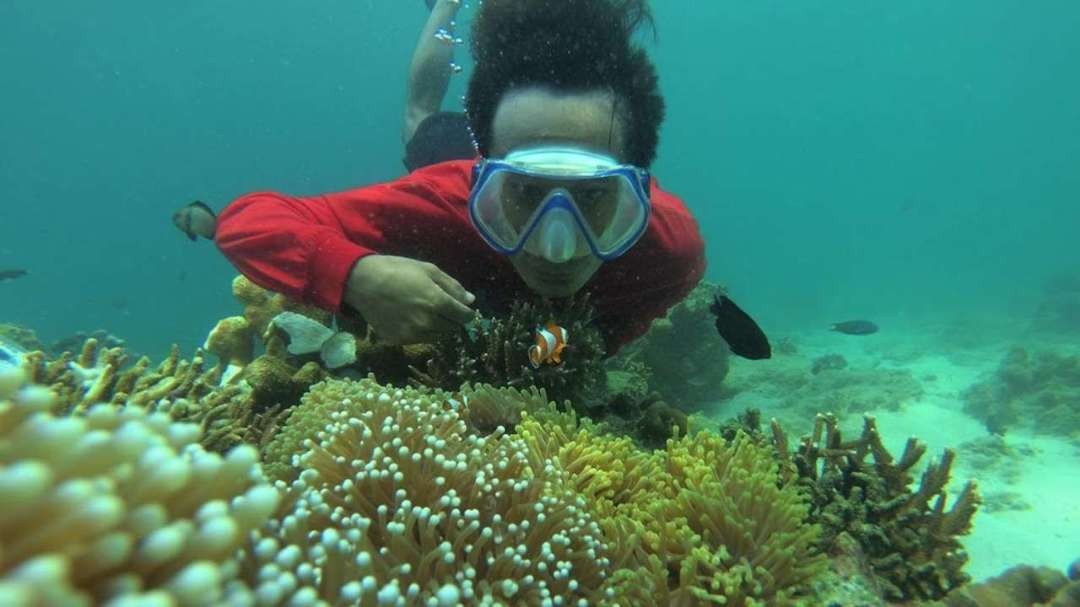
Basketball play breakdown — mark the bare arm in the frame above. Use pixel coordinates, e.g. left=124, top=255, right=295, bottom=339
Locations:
left=402, top=0, right=463, bottom=145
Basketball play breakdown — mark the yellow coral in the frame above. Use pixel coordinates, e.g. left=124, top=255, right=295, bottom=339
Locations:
left=0, top=368, right=279, bottom=605
left=203, top=315, right=255, bottom=369
left=662, top=432, right=826, bottom=605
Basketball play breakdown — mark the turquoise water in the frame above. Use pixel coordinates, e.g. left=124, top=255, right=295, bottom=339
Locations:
left=2, top=0, right=1078, bottom=357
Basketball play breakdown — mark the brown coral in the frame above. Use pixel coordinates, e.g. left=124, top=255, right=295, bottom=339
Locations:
left=772, top=413, right=980, bottom=601
left=418, top=296, right=608, bottom=415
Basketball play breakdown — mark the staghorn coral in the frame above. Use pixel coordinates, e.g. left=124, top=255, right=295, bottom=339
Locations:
left=48, top=328, right=127, bottom=358
left=418, top=296, right=609, bottom=415
left=19, top=336, right=324, bottom=456
left=771, top=413, right=980, bottom=601
left=963, top=346, right=1080, bottom=437
left=20, top=339, right=231, bottom=417
left=0, top=368, right=279, bottom=605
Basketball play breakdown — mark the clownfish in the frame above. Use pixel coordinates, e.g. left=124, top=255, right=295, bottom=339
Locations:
left=528, top=321, right=568, bottom=368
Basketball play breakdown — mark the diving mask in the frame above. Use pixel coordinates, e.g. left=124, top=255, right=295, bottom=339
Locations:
left=468, top=147, right=651, bottom=262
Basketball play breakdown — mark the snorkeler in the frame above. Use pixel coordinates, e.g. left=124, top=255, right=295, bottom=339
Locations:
left=215, top=0, right=706, bottom=356
left=402, top=0, right=476, bottom=172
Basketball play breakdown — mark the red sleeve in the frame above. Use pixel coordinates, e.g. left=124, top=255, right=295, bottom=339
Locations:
left=597, top=180, right=706, bottom=355
left=214, top=161, right=475, bottom=311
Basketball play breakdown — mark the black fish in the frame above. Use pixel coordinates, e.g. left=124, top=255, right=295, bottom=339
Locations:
left=830, top=320, right=879, bottom=335
left=0, top=269, right=27, bottom=282
left=710, top=294, right=771, bottom=360
left=172, top=200, right=217, bottom=241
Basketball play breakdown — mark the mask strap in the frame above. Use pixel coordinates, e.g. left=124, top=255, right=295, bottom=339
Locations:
left=607, top=92, right=618, bottom=153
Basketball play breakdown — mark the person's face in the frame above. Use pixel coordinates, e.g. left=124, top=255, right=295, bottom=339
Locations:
left=489, top=86, right=625, bottom=297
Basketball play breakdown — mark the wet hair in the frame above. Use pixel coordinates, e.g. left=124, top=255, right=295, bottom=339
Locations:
left=465, top=0, right=664, bottom=168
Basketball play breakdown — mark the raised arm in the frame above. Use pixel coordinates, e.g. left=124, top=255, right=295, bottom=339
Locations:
left=402, top=0, right=463, bottom=145
left=214, top=164, right=480, bottom=344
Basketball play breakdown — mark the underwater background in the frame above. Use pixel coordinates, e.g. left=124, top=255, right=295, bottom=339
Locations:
left=2, top=1, right=1078, bottom=354
left=2, top=0, right=1080, bottom=599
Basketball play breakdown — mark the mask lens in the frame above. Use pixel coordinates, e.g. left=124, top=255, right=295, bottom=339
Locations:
left=469, top=151, right=650, bottom=259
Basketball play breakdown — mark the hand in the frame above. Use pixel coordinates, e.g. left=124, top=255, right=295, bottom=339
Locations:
left=344, top=254, right=476, bottom=345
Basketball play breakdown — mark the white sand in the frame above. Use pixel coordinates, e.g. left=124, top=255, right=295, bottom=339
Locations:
left=713, top=329, right=1080, bottom=581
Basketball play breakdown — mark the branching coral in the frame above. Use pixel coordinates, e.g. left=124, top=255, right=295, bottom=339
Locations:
left=771, top=413, right=980, bottom=601
left=20, top=340, right=229, bottom=416
left=19, top=334, right=325, bottom=456
left=0, top=368, right=279, bottom=605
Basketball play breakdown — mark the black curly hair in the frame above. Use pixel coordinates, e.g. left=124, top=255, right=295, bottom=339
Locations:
left=465, top=0, right=664, bottom=168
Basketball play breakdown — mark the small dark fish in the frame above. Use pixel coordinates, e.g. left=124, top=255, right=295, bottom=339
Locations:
left=0, top=269, right=28, bottom=282
left=710, top=294, right=771, bottom=360
left=172, top=200, right=217, bottom=241
left=830, top=320, right=879, bottom=335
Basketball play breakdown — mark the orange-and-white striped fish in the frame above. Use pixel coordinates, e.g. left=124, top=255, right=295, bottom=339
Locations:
left=528, top=321, right=568, bottom=368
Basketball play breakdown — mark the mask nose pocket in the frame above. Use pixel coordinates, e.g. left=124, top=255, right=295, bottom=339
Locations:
left=535, top=206, right=577, bottom=263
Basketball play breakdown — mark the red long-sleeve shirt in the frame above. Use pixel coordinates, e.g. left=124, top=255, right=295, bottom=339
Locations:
left=215, top=159, right=705, bottom=355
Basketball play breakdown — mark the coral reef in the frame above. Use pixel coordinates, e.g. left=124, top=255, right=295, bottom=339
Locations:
left=203, top=315, right=255, bottom=370
left=18, top=334, right=325, bottom=455
left=0, top=323, right=44, bottom=352
left=48, top=328, right=127, bottom=357
left=771, top=413, right=980, bottom=601
left=1032, top=267, right=1080, bottom=335
left=933, top=561, right=1080, bottom=606
left=20, top=339, right=228, bottom=416
left=963, top=346, right=1080, bottom=437
left=0, top=367, right=279, bottom=605
left=612, top=281, right=732, bottom=411
left=250, top=375, right=825, bottom=605
left=789, top=367, right=923, bottom=417
left=599, top=389, right=688, bottom=450
left=811, top=352, right=848, bottom=375
left=417, top=296, right=609, bottom=416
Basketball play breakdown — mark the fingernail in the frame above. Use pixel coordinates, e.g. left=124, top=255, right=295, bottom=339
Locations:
left=465, top=291, right=476, bottom=304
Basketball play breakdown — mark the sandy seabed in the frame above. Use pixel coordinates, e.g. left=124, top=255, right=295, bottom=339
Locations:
left=713, top=325, right=1080, bottom=582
